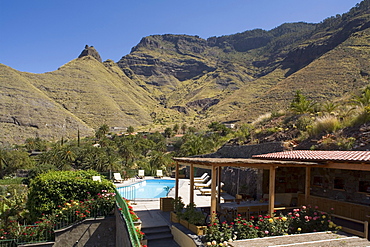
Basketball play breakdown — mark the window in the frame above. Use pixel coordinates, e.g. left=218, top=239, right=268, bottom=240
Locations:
left=313, top=176, right=323, bottom=187
left=334, top=178, right=345, bottom=190
left=359, top=181, right=370, bottom=193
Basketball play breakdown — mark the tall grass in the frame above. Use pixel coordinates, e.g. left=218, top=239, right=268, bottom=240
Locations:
left=309, top=115, right=341, bottom=137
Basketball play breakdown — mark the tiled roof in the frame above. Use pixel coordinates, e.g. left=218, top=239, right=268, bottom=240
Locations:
left=253, top=150, right=370, bottom=163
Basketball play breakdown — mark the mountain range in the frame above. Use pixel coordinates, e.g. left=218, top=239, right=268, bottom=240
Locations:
left=2, top=0, right=370, bottom=145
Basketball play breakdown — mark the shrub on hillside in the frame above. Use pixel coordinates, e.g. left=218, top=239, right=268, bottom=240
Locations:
left=308, top=115, right=341, bottom=137
left=26, top=170, right=114, bottom=220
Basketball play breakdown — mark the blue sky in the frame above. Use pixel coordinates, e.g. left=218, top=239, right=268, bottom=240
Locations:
left=0, top=0, right=361, bottom=73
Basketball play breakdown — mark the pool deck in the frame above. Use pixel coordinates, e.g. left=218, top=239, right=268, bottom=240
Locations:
left=115, top=176, right=232, bottom=228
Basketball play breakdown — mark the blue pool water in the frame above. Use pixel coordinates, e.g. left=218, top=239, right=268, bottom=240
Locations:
left=117, top=179, right=175, bottom=200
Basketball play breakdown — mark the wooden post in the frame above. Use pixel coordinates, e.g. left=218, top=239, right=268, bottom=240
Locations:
left=305, top=167, right=311, bottom=204
left=211, top=165, right=217, bottom=223
left=217, top=167, right=222, bottom=204
left=175, top=162, right=179, bottom=200
left=268, top=166, right=276, bottom=216
left=190, top=163, right=194, bottom=204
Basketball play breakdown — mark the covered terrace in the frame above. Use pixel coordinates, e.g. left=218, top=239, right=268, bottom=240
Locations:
left=172, top=156, right=320, bottom=222
left=172, top=150, right=370, bottom=224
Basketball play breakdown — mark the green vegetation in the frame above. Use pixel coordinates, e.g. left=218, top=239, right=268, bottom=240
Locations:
left=205, top=205, right=340, bottom=246
left=26, top=170, right=114, bottom=219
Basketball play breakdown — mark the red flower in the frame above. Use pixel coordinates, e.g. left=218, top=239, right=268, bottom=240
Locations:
left=255, top=226, right=259, bottom=229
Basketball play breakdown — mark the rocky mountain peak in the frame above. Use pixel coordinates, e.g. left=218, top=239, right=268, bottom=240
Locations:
left=78, top=45, right=102, bottom=62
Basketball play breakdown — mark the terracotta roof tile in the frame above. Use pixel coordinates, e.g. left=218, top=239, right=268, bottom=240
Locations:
left=253, top=150, right=370, bottom=163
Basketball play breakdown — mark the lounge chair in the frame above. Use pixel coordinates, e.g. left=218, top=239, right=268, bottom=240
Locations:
left=113, top=173, right=124, bottom=183
left=199, top=182, right=224, bottom=195
left=156, top=170, right=163, bottom=178
left=194, top=173, right=208, bottom=182
left=194, top=175, right=210, bottom=183
left=92, top=176, right=101, bottom=182
left=194, top=179, right=212, bottom=189
left=138, top=170, right=145, bottom=179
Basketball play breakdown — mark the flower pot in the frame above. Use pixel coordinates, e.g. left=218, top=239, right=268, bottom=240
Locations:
left=188, top=223, right=206, bottom=235
left=180, top=219, right=189, bottom=228
left=170, top=211, right=179, bottom=223
left=160, top=197, right=174, bottom=212
left=133, top=219, right=142, bottom=230
left=140, top=239, right=148, bottom=246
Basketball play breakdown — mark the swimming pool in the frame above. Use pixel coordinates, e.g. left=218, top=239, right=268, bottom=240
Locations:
left=117, top=179, right=175, bottom=200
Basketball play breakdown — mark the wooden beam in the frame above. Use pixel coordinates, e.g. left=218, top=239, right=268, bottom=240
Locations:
left=175, top=162, right=179, bottom=200
left=269, top=166, right=276, bottom=216
left=190, top=163, right=194, bottom=204
left=305, top=167, right=311, bottom=203
left=211, top=165, right=217, bottom=223
left=326, top=162, right=370, bottom=171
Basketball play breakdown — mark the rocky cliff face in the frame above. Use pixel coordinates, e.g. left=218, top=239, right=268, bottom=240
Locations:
left=78, top=45, right=102, bottom=62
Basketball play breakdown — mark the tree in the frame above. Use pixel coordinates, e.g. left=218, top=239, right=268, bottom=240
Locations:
left=290, top=90, right=317, bottom=114
left=164, top=127, right=174, bottom=138
left=118, top=139, right=136, bottom=167
left=127, top=126, right=135, bottom=134
left=148, top=151, right=173, bottom=175
left=95, top=124, right=109, bottom=139
left=353, top=86, right=370, bottom=107
left=178, top=133, right=213, bottom=156
left=181, top=123, right=187, bottom=134
left=173, top=124, right=179, bottom=134
left=207, top=122, right=230, bottom=136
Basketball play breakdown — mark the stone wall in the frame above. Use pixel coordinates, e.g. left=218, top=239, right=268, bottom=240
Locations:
left=310, top=168, right=370, bottom=206
left=206, top=142, right=285, bottom=158
left=115, top=207, right=133, bottom=247
left=54, top=216, right=116, bottom=247
left=195, top=142, right=285, bottom=198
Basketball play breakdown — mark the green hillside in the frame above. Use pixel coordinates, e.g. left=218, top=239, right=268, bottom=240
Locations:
left=2, top=0, right=370, bottom=144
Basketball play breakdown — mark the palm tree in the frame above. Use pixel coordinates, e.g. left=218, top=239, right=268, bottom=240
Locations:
left=118, top=139, right=136, bottom=167
left=290, top=90, right=317, bottom=114
left=178, top=133, right=212, bottom=156
left=148, top=151, right=173, bottom=175
left=353, top=86, right=370, bottom=107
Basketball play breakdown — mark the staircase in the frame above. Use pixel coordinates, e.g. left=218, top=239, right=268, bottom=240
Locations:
left=141, top=225, right=179, bottom=247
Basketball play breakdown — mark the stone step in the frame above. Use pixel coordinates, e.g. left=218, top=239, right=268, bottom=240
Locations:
left=141, top=225, right=170, bottom=235
left=148, top=238, right=180, bottom=247
left=141, top=225, right=174, bottom=242
left=145, top=231, right=173, bottom=241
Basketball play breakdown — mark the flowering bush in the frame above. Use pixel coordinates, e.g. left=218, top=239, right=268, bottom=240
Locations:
left=136, top=228, right=145, bottom=240
left=204, top=205, right=340, bottom=246
left=287, top=205, right=340, bottom=234
left=0, top=191, right=116, bottom=243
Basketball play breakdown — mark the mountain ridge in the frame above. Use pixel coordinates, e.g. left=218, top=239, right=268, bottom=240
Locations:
left=2, top=0, right=370, bottom=144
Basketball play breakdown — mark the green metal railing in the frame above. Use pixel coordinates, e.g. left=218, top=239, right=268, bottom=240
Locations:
left=0, top=239, right=16, bottom=247
left=114, top=188, right=141, bottom=247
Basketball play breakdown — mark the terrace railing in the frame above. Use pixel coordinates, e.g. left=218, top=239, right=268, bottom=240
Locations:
left=114, top=188, right=141, bottom=247
left=117, top=184, right=137, bottom=201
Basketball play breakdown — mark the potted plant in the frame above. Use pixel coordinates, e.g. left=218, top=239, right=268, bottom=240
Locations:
left=185, top=203, right=207, bottom=235
left=170, top=197, right=184, bottom=223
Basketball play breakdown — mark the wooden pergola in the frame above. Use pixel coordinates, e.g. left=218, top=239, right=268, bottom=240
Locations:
left=173, top=151, right=370, bottom=223
left=172, top=157, right=320, bottom=223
